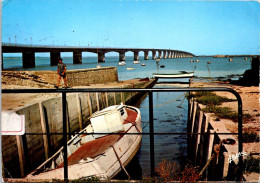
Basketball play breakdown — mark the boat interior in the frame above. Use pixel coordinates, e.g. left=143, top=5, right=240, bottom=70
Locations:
left=31, top=105, right=138, bottom=175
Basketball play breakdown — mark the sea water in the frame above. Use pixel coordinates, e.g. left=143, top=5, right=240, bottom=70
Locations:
left=2, top=56, right=251, bottom=80
left=2, top=56, right=252, bottom=179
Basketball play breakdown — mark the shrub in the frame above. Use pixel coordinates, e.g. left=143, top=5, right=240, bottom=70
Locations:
left=187, top=91, right=235, bottom=106
left=155, top=159, right=200, bottom=182
left=244, top=156, right=260, bottom=173
left=202, top=106, right=252, bottom=122
left=243, top=128, right=259, bottom=142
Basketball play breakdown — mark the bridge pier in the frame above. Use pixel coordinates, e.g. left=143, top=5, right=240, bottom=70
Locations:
left=119, top=52, right=125, bottom=61
left=167, top=51, right=171, bottom=59
left=134, top=51, right=139, bottom=61
left=23, top=52, right=35, bottom=68
left=144, top=51, right=149, bottom=60
left=171, top=51, right=174, bottom=58
left=158, top=51, right=162, bottom=59
left=98, top=52, right=105, bottom=62
left=163, top=51, right=167, bottom=59
left=152, top=51, right=156, bottom=60
left=50, top=52, right=61, bottom=66
left=73, top=51, right=82, bottom=64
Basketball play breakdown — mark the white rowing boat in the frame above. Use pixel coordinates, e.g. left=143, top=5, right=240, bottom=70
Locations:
left=25, top=105, right=142, bottom=181
left=153, top=71, right=194, bottom=78
left=118, top=61, right=126, bottom=66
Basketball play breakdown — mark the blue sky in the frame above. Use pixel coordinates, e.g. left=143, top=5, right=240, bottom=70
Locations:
left=2, top=0, right=260, bottom=56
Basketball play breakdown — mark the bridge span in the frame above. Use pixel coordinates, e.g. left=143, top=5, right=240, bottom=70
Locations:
left=2, top=43, right=195, bottom=68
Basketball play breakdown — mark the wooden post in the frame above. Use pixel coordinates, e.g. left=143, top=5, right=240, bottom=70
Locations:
left=191, top=101, right=198, bottom=133
left=208, top=130, right=215, bottom=161
left=105, top=92, right=109, bottom=107
left=76, top=94, right=83, bottom=130
left=113, top=92, right=116, bottom=105
left=223, top=152, right=230, bottom=178
left=96, top=92, right=100, bottom=111
left=195, top=111, right=204, bottom=163
left=39, top=102, right=49, bottom=160
left=16, top=135, right=25, bottom=177
left=87, top=93, right=93, bottom=116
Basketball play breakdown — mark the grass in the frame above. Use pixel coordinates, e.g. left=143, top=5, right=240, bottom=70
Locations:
left=187, top=91, right=236, bottom=106
left=202, top=106, right=252, bottom=122
left=187, top=92, right=252, bottom=122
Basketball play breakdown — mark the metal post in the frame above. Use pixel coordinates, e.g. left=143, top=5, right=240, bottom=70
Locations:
left=233, top=91, right=243, bottom=180
left=62, top=92, right=68, bottom=181
left=149, top=91, right=155, bottom=176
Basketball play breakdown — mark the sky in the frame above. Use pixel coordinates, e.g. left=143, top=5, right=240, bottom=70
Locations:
left=1, top=0, right=260, bottom=56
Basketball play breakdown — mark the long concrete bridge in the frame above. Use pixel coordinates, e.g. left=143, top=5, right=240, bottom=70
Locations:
left=2, top=43, right=195, bottom=68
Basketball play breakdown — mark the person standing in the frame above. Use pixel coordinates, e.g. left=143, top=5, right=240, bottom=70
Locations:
left=55, top=58, right=68, bottom=88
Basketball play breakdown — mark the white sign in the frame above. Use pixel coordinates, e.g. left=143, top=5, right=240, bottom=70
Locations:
left=1, top=112, right=25, bottom=135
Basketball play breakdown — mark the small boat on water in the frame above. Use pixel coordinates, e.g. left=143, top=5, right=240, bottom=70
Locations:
left=127, top=67, right=135, bottom=70
left=133, top=60, right=140, bottom=64
left=141, top=63, right=146, bottom=66
left=25, top=104, right=142, bottom=180
left=196, top=59, right=199, bottom=62
left=190, top=60, right=194, bottom=63
left=156, top=58, right=160, bottom=62
left=244, top=57, right=248, bottom=60
left=153, top=71, right=194, bottom=78
left=207, top=62, right=211, bottom=64
left=229, top=58, right=233, bottom=62
left=96, top=64, right=102, bottom=68
left=118, top=61, right=126, bottom=66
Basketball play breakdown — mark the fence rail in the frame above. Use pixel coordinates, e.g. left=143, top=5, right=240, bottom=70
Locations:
left=2, top=87, right=243, bottom=181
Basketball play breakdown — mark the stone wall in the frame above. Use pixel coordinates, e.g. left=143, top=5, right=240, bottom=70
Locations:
left=2, top=67, right=118, bottom=87
left=188, top=98, right=240, bottom=181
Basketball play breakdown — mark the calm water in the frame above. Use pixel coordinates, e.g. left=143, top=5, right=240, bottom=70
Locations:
left=3, top=56, right=252, bottom=179
left=3, top=56, right=252, bottom=80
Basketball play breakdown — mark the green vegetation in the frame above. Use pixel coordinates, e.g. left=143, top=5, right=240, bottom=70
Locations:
left=186, top=91, right=235, bottom=105
left=202, top=106, right=252, bottom=122
left=243, top=127, right=259, bottom=143
left=71, top=176, right=101, bottom=182
left=188, top=91, right=252, bottom=122
left=155, top=159, right=200, bottom=182
left=244, top=156, right=260, bottom=173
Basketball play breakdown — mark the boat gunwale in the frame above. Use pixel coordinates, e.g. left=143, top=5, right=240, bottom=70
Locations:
left=27, top=105, right=141, bottom=178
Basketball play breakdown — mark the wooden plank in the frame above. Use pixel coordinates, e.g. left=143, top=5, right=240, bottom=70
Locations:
left=38, top=102, right=49, bottom=160
left=87, top=93, right=93, bottom=116
left=105, top=92, right=109, bottom=108
left=96, top=92, right=100, bottom=111
left=76, top=94, right=83, bottom=130
left=16, top=135, right=25, bottom=177
left=113, top=92, right=116, bottom=105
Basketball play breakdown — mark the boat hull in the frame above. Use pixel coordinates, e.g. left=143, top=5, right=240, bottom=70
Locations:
left=153, top=72, right=194, bottom=78
left=25, top=106, right=142, bottom=181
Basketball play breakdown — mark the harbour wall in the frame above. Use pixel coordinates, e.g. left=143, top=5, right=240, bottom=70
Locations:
left=188, top=98, right=240, bottom=181
left=1, top=66, right=118, bottom=87
left=2, top=78, right=155, bottom=178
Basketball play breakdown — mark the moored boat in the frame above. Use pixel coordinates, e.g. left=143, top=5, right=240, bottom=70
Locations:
left=153, top=71, right=194, bottom=78
left=127, top=67, right=135, bottom=70
left=133, top=60, right=140, bottom=64
left=118, top=61, right=126, bottom=66
left=25, top=104, right=142, bottom=181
